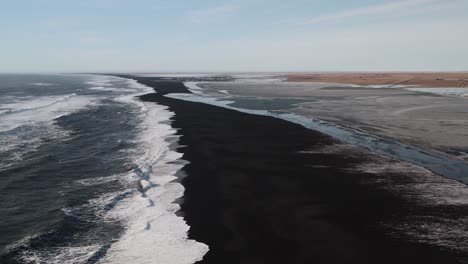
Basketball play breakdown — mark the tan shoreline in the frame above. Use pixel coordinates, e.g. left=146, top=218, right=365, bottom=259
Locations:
left=284, top=72, right=468, bottom=87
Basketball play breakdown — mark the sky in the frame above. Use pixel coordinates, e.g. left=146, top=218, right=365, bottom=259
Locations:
left=1, top=0, right=467, bottom=72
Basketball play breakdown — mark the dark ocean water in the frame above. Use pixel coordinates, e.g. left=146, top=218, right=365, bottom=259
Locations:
left=0, top=74, right=207, bottom=264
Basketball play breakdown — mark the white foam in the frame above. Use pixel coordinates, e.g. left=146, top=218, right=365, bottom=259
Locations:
left=0, top=75, right=143, bottom=171
left=4, top=76, right=209, bottom=263
left=62, top=190, right=129, bottom=220
left=85, top=76, right=116, bottom=87
left=20, top=245, right=104, bottom=264
left=29, top=82, right=58, bottom=86
left=97, top=77, right=209, bottom=264
left=75, top=174, right=124, bottom=187
left=0, top=122, right=68, bottom=170
left=0, top=94, right=97, bottom=170
left=0, top=94, right=96, bottom=132
left=89, top=86, right=136, bottom=92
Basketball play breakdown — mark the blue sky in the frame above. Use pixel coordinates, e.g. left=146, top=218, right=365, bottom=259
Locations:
left=1, top=0, right=467, bottom=72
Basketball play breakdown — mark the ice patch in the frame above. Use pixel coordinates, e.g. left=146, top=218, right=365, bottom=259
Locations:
left=407, top=87, right=468, bottom=97
left=233, top=75, right=286, bottom=83
left=184, top=81, right=205, bottom=95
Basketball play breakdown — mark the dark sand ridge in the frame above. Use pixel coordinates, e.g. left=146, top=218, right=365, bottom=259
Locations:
left=285, top=72, right=468, bottom=87
left=118, top=75, right=468, bottom=264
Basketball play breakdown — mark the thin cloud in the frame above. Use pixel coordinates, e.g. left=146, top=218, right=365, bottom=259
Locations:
left=299, top=0, right=441, bottom=25
left=188, top=5, right=237, bottom=24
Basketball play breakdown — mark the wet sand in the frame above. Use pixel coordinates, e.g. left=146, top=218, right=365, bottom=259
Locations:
left=285, top=72, right=468, bottom=87
left=119, top=75, right=468, bottom=264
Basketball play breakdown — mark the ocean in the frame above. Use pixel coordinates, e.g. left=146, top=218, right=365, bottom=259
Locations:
left=0, top=74, right=208, bottom=264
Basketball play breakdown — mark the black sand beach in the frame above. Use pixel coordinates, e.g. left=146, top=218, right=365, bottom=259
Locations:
left=123, top=76, right=465, bottom=264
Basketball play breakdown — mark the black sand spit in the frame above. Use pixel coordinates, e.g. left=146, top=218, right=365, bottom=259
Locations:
left=121, top=75, right=465, bottom=264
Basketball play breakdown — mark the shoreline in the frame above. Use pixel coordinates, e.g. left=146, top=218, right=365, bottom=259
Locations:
left=192, top=80, right=468, bottom=182
left=123, top=75, right=466, bottom=263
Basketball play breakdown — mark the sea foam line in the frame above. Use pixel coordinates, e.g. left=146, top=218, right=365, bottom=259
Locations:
left=97, top=77, right=209, bottom=264
left=16, top=76, right=209, bottom=264
left=12, top=76, right=209, bottom=264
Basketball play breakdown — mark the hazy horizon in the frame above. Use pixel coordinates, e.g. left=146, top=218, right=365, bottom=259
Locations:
left=1, top=0, right=467, bottom=72
left=2, top=70, right=468, bottom=75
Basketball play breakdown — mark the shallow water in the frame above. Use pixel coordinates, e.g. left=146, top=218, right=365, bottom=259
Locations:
left=168, top=89, right=468, bottom=185
left=227, top=98, right=308, bottom=110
